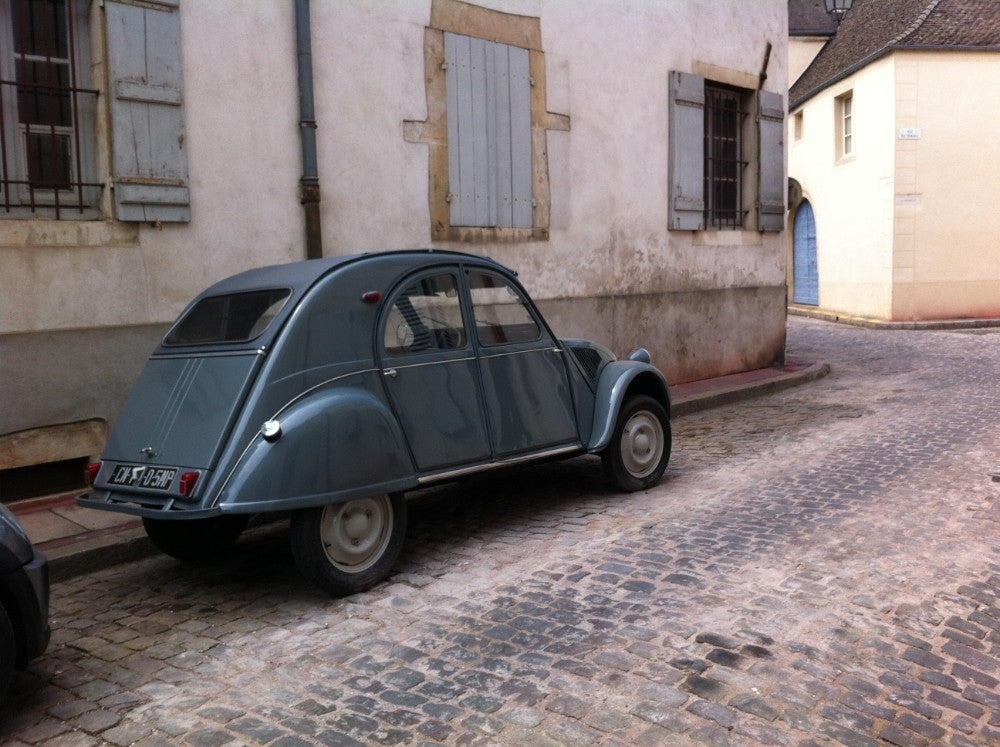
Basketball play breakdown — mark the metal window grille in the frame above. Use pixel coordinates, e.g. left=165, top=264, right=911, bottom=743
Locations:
left=0, top=0, right=99, bottom=217
left=703, top=85, right=747, bottom=229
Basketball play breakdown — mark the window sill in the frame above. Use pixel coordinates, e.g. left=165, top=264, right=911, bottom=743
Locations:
left=0, top=219, right=139, bottom=249
left=432, top=225, right=550, bottom=242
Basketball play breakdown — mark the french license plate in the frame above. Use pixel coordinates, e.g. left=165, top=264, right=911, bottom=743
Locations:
left=108, top=464, right=177, bottom=491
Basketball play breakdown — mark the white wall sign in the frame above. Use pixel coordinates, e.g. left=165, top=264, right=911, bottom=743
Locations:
left=898, top=127, right=922, bottom=140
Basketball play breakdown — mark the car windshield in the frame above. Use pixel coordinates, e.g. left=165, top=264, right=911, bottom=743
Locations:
left=164, top=289, right=291, bottom=346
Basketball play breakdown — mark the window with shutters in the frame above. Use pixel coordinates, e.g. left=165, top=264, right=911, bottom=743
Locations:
left=668, top=71, right=785, bottom=232
left=444, top=33, right=532, bottom=230
left=0, top=0, right=99, bottom=218
left=406, top=0, right=569, bottom=243
left=0, top=0, right=189, bottom=223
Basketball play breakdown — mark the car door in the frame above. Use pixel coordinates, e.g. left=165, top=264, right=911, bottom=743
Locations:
left=466, top=269, right=580, bottom=456
left=379, top=270, right=492, bottom=472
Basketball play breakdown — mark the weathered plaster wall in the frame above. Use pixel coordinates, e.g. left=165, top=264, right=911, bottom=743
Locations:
left=2, top=0, right=788, bottom=469
left=311, top=0, right=788, bottom=382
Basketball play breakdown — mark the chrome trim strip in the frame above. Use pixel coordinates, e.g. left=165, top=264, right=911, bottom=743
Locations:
left=416, top=444, right=583, bottom=484
left=389, top=356, right=478, bottom=371
left=479, top=346, right=563, bottom=360
left=152, top=349, right=267, bottom=360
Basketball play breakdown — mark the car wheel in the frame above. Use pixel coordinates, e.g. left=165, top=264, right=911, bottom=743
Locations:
left=290, top=494, right=407, bottom=597
left=0, top=604, right=15, bottom=704
left=602, top=394, right=671, bottom=492
left=142, top=515, right=250, bottom=561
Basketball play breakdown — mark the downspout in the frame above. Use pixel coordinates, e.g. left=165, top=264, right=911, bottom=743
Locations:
left=295, top=0, right=322, bottom=259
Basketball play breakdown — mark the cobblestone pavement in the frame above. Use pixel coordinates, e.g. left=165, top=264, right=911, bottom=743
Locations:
left=3, top=317, right=1000, bottom=746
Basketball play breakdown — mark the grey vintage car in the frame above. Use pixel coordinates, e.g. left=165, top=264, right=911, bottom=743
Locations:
left=79, top=250, right=671, bottom=596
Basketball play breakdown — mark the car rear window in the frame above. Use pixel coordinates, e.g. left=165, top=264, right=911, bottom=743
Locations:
left=164, top=289, right=291, bottom=346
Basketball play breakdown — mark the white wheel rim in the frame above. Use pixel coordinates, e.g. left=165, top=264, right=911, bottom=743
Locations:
left=319, top=495, right=393, bottom=573
left=619, top=410, right=664, bottom=479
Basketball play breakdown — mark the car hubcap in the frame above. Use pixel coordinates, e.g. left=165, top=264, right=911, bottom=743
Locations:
left=320, top=495, right=393, bottom=573
left=620, top=411, right=664, bottom=479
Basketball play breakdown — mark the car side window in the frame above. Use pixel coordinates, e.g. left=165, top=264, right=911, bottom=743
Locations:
left=384, top=273, right=468, bottom=355
left=468, top=272, right=541, bottom=346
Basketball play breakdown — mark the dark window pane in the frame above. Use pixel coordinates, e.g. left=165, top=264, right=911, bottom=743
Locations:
left=469, top=272, right=540, bottom=346
left=164, top=290, right=293, bottom=346
left=25, top=131, right=70, bottom=189
left=17, top=61, right=71, bottom=126
left=13, top=0, right=68, bottom=58
left=384, top=274, right=467, bottom=355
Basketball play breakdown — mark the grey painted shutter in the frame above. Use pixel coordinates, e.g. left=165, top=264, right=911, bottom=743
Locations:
left=445, top=32, right=531, bottom=228
left=668, top=71, right=705, bottom=231
left=757, top=90, right=785, bottom=232
left=105, top=0, right=190, bottom=222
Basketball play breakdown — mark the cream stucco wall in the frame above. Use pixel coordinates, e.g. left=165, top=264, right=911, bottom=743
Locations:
left=1, top=0, right=788, bottom=470
left=890, top=51, right=1000, bottom=320
left=789, top=36, right=827, bottom=86
left=789, top=49, right=1000, bottom=321
left=789, top=56, right=896, bottom=318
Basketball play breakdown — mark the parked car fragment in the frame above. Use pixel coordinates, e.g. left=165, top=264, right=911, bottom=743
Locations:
left=79, top=250, right=671, bottom=596
left=0, top=503, right=50, bottom=702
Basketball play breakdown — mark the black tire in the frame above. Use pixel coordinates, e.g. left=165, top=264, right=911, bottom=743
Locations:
left=601, top=394, right=671, bottom=492
left=0, top=603, right=15, bottom=704
left=142, top=515, right=250, bottom=561
left=290, top=494, right=407, bottom=597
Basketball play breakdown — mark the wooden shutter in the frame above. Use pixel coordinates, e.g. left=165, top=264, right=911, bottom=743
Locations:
left=668, top=72, right=705, bottom=231
left=757, top=90, right=785, bottom=232
left=445, top=33, right=531, bottom=229
left=105, top=0, right=190, bottom=223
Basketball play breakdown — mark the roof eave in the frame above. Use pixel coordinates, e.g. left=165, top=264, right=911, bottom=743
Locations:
left=791, top=44, right=1000, bottom=110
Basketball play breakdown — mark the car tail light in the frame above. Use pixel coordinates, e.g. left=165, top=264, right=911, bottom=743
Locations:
left=84, top=462, right=102, bottom=486
left=178, top=471, right=200, bottom=497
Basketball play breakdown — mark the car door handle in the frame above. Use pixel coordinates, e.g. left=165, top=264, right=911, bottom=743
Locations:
left=383, top=368, right=397, bottom=378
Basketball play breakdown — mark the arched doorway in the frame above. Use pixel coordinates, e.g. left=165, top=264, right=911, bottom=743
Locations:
left=793, top=200, right=818, bottom=305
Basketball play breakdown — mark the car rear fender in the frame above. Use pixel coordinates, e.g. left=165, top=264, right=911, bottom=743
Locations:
left=214, top=386, right=417, bottom=513
left=587, top=362, right=671, bottom=453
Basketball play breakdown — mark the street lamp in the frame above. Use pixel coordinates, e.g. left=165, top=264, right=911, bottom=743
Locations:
left=823, top=0, right=854, bottom=23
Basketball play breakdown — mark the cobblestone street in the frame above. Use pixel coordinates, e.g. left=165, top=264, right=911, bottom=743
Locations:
left=3, top=316, right=999, bottom=746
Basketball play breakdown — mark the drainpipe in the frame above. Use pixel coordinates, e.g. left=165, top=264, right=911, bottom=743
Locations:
left=295, top=0, right=322, bottom=259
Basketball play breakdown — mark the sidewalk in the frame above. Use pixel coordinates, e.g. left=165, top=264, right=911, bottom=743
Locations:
left=789, top=304, right=1000, bottom=330
left=13, top=357, right=830, bottom=580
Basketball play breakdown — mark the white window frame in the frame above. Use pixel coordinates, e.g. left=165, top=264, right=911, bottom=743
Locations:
left=0, top=0, right=98, bottom=219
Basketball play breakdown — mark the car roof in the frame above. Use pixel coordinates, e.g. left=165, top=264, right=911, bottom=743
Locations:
left=203, top=249, right=511, bottom=297
left=154, top=249, right=514, bottom=356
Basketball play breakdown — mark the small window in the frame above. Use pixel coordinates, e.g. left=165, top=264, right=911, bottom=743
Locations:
left=164, top=289, right=291, bottom=346
left=836, top=92, right=853, bottom=159
left=384, top=274, right=467, bottom=355
left=468, top=271, right=540, bottom=345
left=794, top=111, right=803, bottom=141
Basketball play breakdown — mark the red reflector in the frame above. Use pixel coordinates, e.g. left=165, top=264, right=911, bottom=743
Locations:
left=361, top=290, right=382, bottom=304
left=84, top=462, right=101, bottom=486
left=178, top=471, right=200, bottom=497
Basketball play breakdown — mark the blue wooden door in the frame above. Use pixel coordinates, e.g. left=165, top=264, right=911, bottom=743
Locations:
left=793, top=201, right=818, bottom=305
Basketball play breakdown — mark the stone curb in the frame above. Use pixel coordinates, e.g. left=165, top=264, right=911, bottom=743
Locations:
left=789, top=305, right=1000, bottom=330
left=670, top=359, right=830, bottom=417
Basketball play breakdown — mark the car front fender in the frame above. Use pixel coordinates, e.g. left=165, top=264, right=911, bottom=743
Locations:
left=587, top=361, right=671, bottom=453
left=214, top=387, right=417, bottom=513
